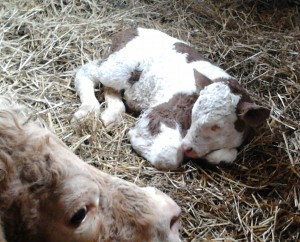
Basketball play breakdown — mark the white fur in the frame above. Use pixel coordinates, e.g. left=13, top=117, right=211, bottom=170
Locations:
left=192, top=82, right=241, bottom=124
left=73, top=28, right=246, bottom=169
left=129, top=122, right=183, bottom=170
left=204, top=148, right=238, bottom=164
left=190, top=61, right=231, bottom=81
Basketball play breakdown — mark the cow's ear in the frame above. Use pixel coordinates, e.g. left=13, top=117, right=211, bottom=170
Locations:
left=238, top=102, right=270, bottom=127
left=194, top=69, right=213, bottom=92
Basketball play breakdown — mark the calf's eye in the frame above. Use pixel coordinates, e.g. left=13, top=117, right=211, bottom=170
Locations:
left=210, top=124, right=220, bottom=131
left=69, top=206, right=87, bottom=226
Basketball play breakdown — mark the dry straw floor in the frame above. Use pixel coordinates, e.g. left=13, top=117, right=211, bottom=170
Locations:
left=1, top=0, right=299, bottom=241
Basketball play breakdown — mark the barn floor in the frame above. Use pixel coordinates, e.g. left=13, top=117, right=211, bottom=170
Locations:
left=0, top=0, right=299, bottom=241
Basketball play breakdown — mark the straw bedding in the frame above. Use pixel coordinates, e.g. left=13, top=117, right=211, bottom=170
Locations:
left=0, top=0, right=299, bottom=241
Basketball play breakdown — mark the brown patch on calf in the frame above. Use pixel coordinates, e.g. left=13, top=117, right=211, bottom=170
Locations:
left=225, top=79, right=269, bottom=125
left=234, top=119, right=246, bottom=132
left=238, top=102, right=270, bottom=127
left=215, top=77, right=252, bottom=133
left=128, top=68, right=142, bottom=85
left=227, top=79, right=254, bottom=142
left=173, top=42, right=208, bottom=63
left=147, top=93, right=199, bottom=135
left=212, top=78, right=252, bottom=141
left=224, top=78, right=252, bottom=104
left=111, top=27, right=138, bottom=53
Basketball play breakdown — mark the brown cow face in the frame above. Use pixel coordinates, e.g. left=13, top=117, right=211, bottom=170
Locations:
left=1, top=118, right=181, bottom=242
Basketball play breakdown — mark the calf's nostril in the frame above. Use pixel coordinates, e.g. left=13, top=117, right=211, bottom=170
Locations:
left=170, top=215, right=180, bottom=229
left=181, top=144, right=193, bottom=153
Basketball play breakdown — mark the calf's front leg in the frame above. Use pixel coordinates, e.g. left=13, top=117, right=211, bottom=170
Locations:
left=73, top=61, right=102, bottom=120
left=204, top=148, right=238, bottom=165
left=129, top=123, right=183, bottom=170
left=100, top=87, right=125, bottom=127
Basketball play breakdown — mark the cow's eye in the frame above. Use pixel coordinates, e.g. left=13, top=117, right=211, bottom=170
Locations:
left=69, top=206, right=87, bottom=226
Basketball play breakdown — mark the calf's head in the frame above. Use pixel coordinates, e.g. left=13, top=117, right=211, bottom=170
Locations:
left=0, top=109, right=180, bottom=242
left=181, top=78, right=270, bottom=163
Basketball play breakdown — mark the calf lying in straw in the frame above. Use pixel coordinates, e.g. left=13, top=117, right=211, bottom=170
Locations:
left=0, top=96, right=181, bottom=242
left=73, top=27, right=270, bottom=170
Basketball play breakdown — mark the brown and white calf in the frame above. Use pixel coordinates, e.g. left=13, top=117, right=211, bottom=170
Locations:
left=73, top=27, right=270, bottom=170
left=0, top=97, right=181, bottom=242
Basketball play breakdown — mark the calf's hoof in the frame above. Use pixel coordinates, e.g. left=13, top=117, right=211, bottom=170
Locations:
left=72, top=103, right=100, bottom=122
left=100, top=108, right=125, bottom=128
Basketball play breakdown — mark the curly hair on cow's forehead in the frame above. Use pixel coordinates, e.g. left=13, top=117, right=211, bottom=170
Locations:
left=0, top=110, right=69, bottom=242
left=0, top=111, right=64, bottom=195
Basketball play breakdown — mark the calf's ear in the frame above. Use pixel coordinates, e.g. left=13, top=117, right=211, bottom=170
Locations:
left=238, top=102, right=270, bottom=127
left=194, top=69, right=213, bottom=92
